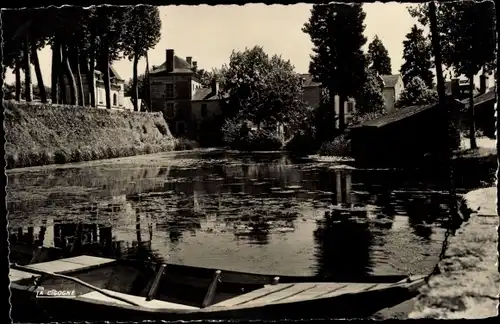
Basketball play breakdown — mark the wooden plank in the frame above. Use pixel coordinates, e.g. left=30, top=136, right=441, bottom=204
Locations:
left=25, top=255, right=115, bottom=274
left=80, top=289, right=199, bottom=310
left=59, top=256, right=116, bottom=267
left=26, top=260, right=87, bottom=274
left=275, top=283, right=348, bottom=303
left=212, top=284, right=295, bottom=307
left=316, top=283, right=379, bottom=299
left=9, top=269, right=38, bottom=283
left=241, top=283, right=318, bottom=305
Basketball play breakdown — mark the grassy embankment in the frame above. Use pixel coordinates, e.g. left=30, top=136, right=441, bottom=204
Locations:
left=4, top=100, right=197, bottom=169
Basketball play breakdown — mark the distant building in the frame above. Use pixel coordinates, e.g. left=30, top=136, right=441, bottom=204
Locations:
left=300, top=73, right=356, bottom=128
left=381, top=74, right=405, bottom=113
left=149, top=48, right=224, bottom=138
left=444, top=78, right=480, bottom=100
left=459, top=75, right=496, bottom=138
left=63, top=65, right=126, bottom=109
left=350, top=96, right=464, bottom=166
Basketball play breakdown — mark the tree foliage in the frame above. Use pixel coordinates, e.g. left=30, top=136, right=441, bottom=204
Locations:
left=354, top=68, right=385, bottom=114
left=219, top=46, right=307, bottom=132
left=409, top=1, right=496, bottom=150
left=194, top=68, right=223, bottom=87
left=303, top=3, right=367, bottom=132
left=367, top=35, right=392, bottom=75
left=121, top=5, right=161, bottom=111
left=395, top=76, right=438, bottom=109
left=400, top=24, right=434, bottom=88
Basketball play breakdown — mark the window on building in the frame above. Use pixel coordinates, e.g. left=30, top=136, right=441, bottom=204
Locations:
left=166, top=103, right=174, bottom=117
left=113, top=93, right=117, bottom=106
left=201, top=103, right=208, bottom=118
left=98, top=89, right=103, bottom=104
left=165, top=84, right=174, bottom=98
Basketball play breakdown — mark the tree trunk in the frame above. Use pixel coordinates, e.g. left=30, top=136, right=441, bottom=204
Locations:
left=31, top=44, right=47, bottom=103
left=51, top=40, right=61, bottom=104
left=145, top=52, right=152, bottom=111
left=102, top=44, right=111, bottom=110
left=62, top=46, right=78, bottom=106
left=23, top=37, right=33, bottom=102
left=88, top=54, right=96, bottom=108
left=15, top=59, right=22, bottom=101
left=88, top=34, right=96, bottom=108
left=58, top=47, right=67, bottom=105
left=132, top=54, right=139, bottom=112
left=338, top=94, right=346, bottom=132
left=74, top=47, right=85, bottom=106
left=467, top=73, right=477, bottom=149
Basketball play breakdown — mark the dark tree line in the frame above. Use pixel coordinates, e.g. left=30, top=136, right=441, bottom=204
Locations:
left=2, top=5, right=161, bottom=111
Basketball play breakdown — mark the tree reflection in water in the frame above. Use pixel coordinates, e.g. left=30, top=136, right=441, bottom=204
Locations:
left=313, top=215, right=374, bottom=279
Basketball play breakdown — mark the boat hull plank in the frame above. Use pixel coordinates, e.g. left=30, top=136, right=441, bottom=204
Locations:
left=9, top=268, right=37, bottom=283
left=212, top=283, right=295, bottom=307
left=318, top=282, right=379, bottom=298
left=25, top=255, right=116, bottom=274
left=80, top=289, right=200, bottom=310
left=273, top=283, right=348, bottom=303
left=238, top=283, right=318, bottom=305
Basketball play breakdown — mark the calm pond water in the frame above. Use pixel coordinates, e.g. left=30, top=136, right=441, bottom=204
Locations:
left=7, top=149, right=495, bottom=278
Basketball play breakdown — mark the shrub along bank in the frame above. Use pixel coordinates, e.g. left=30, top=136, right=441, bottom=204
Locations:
left=4, top=101, right=177, bottom=169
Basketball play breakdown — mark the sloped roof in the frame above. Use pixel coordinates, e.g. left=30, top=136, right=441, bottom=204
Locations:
left=300, top=73, right=321, bottom=88
left=94, top=65, right=123, bottom=81
left=461, top=87, right=496, bottom=108
left=150, top=56, right=194, bottom=74
left=191, top=88, right=229, bottom=101
left=381, top=74, right=401, bottom=88
left=355, top=96, right=463, bottom=128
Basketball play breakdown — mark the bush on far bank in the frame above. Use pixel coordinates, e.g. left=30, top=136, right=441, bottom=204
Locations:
left=222, top=118, right=283, bottom=151
left=318, top=134, right=351, bottom=157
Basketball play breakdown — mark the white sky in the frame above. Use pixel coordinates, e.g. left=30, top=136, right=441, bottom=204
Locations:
left=3, top=3, right=493, bottom=87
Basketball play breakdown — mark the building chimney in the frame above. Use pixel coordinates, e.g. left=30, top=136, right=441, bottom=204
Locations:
left=479, top=74, right=488, bottom=94
left=451, top=78, right=460, bottom=98
left=166, top=49, right=174, bottom=72
left=211, top=78, right=219, bottom=95
left=186, top=57, right=192, bottom=66
left=192, top=61, right=198, bottom=70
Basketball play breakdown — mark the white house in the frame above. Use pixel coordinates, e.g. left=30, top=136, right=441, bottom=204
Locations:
left=381, top=74, right=405, bottom=113
left=300, top=73, right=356, bottom=128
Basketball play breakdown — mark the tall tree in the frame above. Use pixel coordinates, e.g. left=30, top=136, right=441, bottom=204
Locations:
left=303, top=3, right=367, bottom=133
left=355, top=68, right=386, bottom=114
left=23, top=36, right=33, bottom=102
left=400, top=24, right=434, bottom=88
left=95, top=6, right=127, bottom=109
left=395, top=76, right=438, bottom=108
left=121, top=5, right=161, bottom=111
left=219, top=46, right=307, bottom=132
left=194, top=68, right=222, bottom=87
left=367, top=35, right=392, bottom=75
left=410, top=1, right=496, bottom=149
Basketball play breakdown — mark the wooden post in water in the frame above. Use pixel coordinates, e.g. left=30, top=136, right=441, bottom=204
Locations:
left=345, top=171, right=352, bottom=205
left=27, top=227, right=34, bottom=245
left=335, top=171, right=342, bottom=205
left=136, top=208, right=142, bottom=243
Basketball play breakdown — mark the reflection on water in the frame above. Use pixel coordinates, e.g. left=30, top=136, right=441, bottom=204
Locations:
left=7, top=150, right=495, bottom=277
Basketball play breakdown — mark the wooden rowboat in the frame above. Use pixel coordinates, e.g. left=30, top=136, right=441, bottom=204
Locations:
left=9, top=255, right=426, bottom=322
